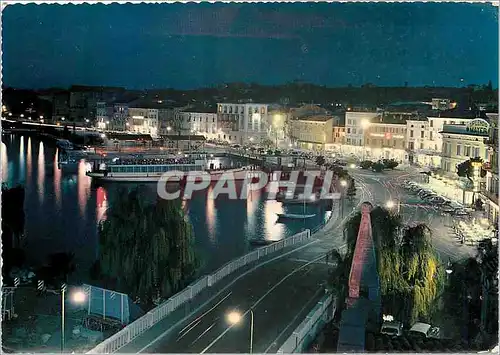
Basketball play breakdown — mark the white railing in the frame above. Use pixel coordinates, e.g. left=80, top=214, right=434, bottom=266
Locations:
left=277, top=293, right=335, bottom=353
left=87, top=229, right=311, bottom=354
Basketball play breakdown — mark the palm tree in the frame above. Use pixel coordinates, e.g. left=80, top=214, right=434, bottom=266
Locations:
left=98, top=187, right=199, bottom=308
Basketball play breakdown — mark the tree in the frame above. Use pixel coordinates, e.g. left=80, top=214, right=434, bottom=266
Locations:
left=372, top=161, right=384, bottom=172
left=346, top=179, right=356, bottom=200
left=383, top=159, right=399, bottom=170
left=315, top=155, right=325, bottom=166
left=2, top=184, right=26, bottom=282
left=457, top=158, right=487, bottom=183
left=360, top=160, right=373, bottom=169
left=97, top=187, right=199, bottom=308
left=344, top=206, right=444, bottom=324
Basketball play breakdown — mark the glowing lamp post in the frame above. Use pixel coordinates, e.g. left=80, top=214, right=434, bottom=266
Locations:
left=227, top=310, right=254, bottom=353
left=386, top=200, right=400, bottom=213
left=61, top=286, right=87, bottom=352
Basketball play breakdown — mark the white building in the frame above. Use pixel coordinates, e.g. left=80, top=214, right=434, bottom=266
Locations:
left=96, top=101, right=108, bottom=130
left=343, top=111, right=380, bottom=156
left=127, top=107, right=158, bottom=137
left=216, top=103, right=269, bottom=144
left=178, top=110, right=218, bottom=138
left=440, top=119, right=490, bottom=174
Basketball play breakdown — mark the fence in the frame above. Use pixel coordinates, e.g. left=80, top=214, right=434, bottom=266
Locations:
left=277, top=293, right=336, bottom=353
left=86, top=229, right=311, bottom=354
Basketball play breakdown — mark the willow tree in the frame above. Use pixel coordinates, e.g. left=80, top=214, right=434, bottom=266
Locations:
left=343, top=205, right=444, bottom=324
left=98, top=187, right=199, bottom=308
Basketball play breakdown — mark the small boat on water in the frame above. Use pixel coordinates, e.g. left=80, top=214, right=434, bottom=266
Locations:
left=277, top=213, right=316, bottom=220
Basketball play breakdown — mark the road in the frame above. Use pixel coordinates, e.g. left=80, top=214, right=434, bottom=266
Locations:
left=116, top=167, right=474, bottom=353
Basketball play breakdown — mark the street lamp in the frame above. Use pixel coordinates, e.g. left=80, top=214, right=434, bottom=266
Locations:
left=227, top=310, right=254, bottom=354
left=61, top=117, right=65, bottom=121
left=167, top=126, right=172, bottom=133
left=340, top=180, right=348, bottom=217
left=386, top=200, right=401, bottom=213
left=61, top=287, right=87, bottom=352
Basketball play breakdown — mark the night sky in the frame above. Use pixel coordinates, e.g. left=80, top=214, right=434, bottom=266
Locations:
left=3, top=2, right=499, bottom=90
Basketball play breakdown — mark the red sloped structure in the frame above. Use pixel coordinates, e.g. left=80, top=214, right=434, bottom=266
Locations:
left=347, top=202, right=374, bottom=303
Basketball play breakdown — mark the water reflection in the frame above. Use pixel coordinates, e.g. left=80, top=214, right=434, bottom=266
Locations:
left=246, top=188, right=260, bottom=235
left=77, top=160, right=91, bottom=217
left=96, top=186, right=108, bottom=223
left=1, top=141, right=7, bottom=183
left=19, top=136, right=25, bottom=180
left=264, top=200, right=284, bottom=241
left=206, top=186, right=217, bottom=243
left=26, top=137, right=32, bottom=182
left=54, top=149, right=62, bottom=209
left=37, top=142, right=45, bottom=203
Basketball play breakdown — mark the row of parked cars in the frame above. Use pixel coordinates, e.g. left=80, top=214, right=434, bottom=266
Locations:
left=402, top=180, right=469, bottom=217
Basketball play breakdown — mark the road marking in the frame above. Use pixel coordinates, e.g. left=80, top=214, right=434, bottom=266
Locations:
left=199, top=253, right=329, bottom=354
left=190, top=322, right=217, bottom=346
left=137, top=186, right=366, bottom=353
left=137, top=238, right=321, bottom=353
left=176, top=319, right=202, bottom=342
left=289, top=258, right=336, bottom=266
left=177, top=291, right=232, bottom=339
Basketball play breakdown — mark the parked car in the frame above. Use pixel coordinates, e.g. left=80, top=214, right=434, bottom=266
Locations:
left=380, top=321, right=403, bottom=337
left=408, top=322, right=441, bottom=339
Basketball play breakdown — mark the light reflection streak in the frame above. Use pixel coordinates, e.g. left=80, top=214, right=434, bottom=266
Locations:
left=263, top=200, right=284, bottom=241
left=1, top=142, right=7, bottom=183
left=246, top=187, right=260, bottom=235
left=77, top=159, right=91, bottom=217
left=53, top=148, right=62, bottom=208
left=37, top=142, right=45, bottom=203
left=206, top=186, right=217, bottom=243
left=19, top=136, right=25, bottom=179
left=96, top=186, right=108, bottom=223
left=26, top=137, right=32, bottom=181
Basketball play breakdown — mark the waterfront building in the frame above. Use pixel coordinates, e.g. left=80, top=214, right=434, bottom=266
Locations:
left=290, top=115, right=333, bottom=152
left=363, top=121, right=408, bottom=162
left=440, top=118, right=490, bottom=174
left=128, top=107, right=159, bottom=137
left=481, top=113, right=499, bottom=224
left=216, top=103, right=269, bottom=145
left=178, top=109, right=218, bottom=138
left=343, top=111, right=380, bottom=157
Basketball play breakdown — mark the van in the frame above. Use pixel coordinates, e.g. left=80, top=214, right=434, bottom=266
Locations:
left=380, top=321, right=403, bottom=337
left=408, top=322, right=440, bottom=339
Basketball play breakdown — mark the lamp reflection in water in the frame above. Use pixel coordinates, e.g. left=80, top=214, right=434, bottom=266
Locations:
left=1, top=142, right=7, bottom=182
left=37, top=142, right=45, bottom=203
left=264, top=200, right=284, bottom=241
left=246, top=186, right=261, bottom=236
left=96, top=186, right=108, bottom=224
left=54, top=149, right=62, bottom=209
left=19, top=136, right=25, bottom=179
left=77, top=160, right=91, bottom=217
left=26, top=137, right=32, bottom=182
left=206, top=185, right=217, bottom=244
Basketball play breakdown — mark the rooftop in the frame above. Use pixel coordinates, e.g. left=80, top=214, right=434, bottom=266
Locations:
left=295, top=115, right=333, bottom=122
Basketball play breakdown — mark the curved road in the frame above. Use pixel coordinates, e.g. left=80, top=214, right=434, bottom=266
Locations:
left=116, top=167, right=473, bottom=353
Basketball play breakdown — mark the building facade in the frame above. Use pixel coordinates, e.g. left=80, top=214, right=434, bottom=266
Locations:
left=364, top=122, right=408, bottom=162
left=482, top=113, right=499, bottom=224
left=290, top=116, right=333, bottom=151
left=216, top=103, right=269, bottom=144
left=440, top=119, right=490, bottom=174
left=343, top=111, right=380, bottom=157
left=178, top=110, right=218, bottom=138
left=127, top=107, right=158, bottom=136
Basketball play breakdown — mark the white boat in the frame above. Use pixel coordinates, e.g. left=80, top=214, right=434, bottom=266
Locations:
left=86, top=162, right=262, bottom=183
left=277, top=213, right=316, bottom=219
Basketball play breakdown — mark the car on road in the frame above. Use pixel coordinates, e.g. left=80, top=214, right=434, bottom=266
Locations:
left=408, top=322, right=441, bottom=339
left=380, top=321, right=403, bottom=337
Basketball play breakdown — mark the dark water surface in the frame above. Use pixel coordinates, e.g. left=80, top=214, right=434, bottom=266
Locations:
left=1, top=134, right=330, bottom=281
